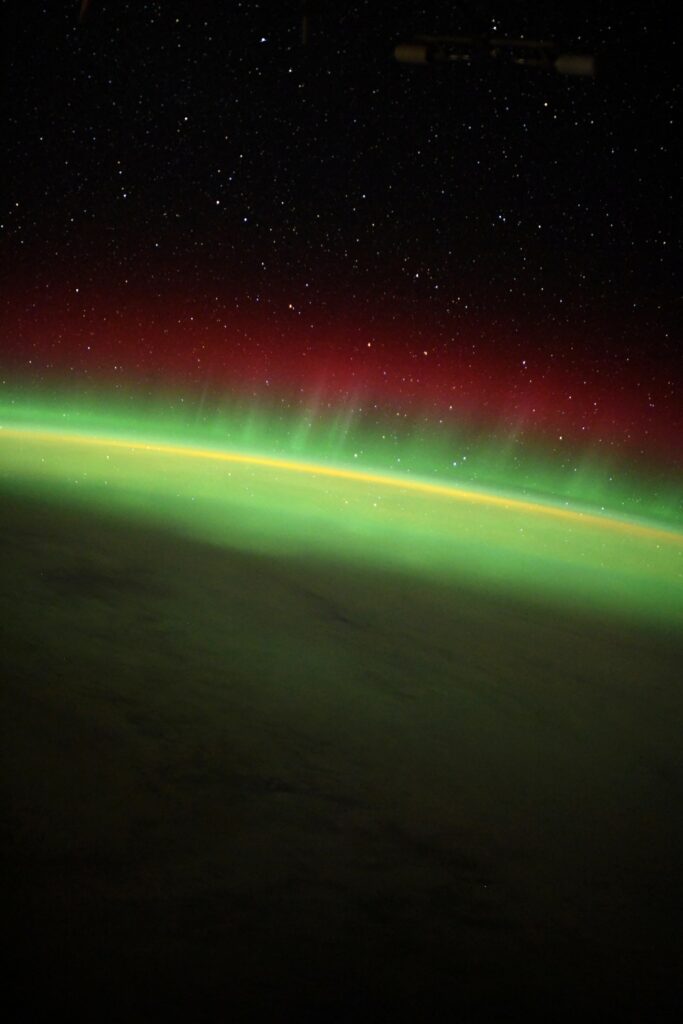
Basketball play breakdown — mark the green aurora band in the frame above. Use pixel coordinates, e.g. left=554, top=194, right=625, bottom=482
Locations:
left=1, top=388, right=681, bottom=625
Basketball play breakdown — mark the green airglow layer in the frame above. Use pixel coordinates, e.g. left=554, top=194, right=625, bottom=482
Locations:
left=1, top=390, right=681, bottom=624
left=1, top=384, right=681, bottom=525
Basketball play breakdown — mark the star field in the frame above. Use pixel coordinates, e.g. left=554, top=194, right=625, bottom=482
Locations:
left=1, top=2, right=680, bottom=481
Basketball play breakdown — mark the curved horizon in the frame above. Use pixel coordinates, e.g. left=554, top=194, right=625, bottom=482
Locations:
left=2, top=424, right=682, bottom=547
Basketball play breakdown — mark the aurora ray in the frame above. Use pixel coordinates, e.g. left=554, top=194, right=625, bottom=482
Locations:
left=2, top=392, right=681, bottom=625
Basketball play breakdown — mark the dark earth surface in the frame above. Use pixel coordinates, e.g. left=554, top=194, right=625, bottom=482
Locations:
left=2, top=491, right=682, bottom=1020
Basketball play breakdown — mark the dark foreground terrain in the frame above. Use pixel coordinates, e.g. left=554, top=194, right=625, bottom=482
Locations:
left=2, top=492, right=682, bottom=1020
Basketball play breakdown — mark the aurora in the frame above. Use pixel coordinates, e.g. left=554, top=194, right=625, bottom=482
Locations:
left=2, top=390, right=681, bottom=626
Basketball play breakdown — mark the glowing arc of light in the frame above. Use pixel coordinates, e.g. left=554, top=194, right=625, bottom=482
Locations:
left=1, top=426, right=681, bottom=546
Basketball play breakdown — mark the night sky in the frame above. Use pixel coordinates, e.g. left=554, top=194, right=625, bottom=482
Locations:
left=2, top=1, right=680, bottom=477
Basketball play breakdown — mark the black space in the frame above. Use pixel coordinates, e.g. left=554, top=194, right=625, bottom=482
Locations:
left=3, top=2, right=679, bottom=331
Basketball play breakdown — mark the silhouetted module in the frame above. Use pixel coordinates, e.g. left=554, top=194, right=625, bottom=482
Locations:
left=554, top=53, right=596, bottom=76
left=395, top=36, right=595, bottom=77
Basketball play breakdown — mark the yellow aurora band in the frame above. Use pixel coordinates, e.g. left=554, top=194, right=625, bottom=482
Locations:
left=1, top=422, right=681, bottom=625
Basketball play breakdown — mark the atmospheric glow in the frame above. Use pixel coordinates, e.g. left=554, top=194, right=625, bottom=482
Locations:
left=1, top=425, right=680, bottom=546
left=2, top=410, right=681, bottom=626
